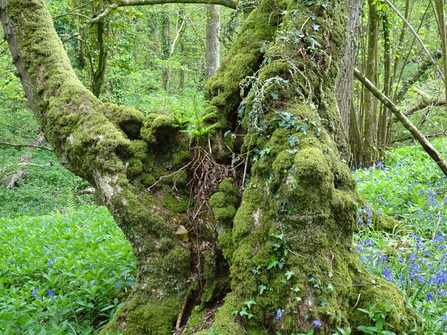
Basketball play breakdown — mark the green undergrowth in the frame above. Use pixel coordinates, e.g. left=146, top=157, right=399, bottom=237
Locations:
left=353, top=137, right=447, bottom=334
left=0, top=146, right=95, bottom=217
left=0, top=206, right=135, bottom=334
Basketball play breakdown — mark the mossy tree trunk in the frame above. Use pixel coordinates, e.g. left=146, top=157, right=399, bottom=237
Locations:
left=0, top=1, right=418, bottom=335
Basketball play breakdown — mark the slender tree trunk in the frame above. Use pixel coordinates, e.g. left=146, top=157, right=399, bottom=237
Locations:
left=0, top=1, right=418, bottom=334
left=205, top=4, right=220, bottom=79
left=363, top=0, right=379, bottom=167
left=336, top=0, right=362, bottom=164
left=161, top=10, right=171, bottom=92
left=91, top=18, right=108, bottom=97
left=378, top=11, right=391, bottom=154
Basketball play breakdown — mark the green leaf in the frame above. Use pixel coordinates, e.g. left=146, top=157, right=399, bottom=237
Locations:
left=244, top=299, right=256, bottom=308
left=267, top=257, right=278, bottom=269
left=285, top=271, right=295, bottom=280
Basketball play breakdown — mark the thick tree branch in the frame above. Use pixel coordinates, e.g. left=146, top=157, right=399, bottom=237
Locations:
left=354, top=67, right=447, bottom=176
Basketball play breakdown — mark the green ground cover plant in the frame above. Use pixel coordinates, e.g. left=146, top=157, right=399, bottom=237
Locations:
left=0, top=206, right=135, bottom=334
left=353, top=138, right=447, bottom=334
left=0, top=147, right=94, bottom=217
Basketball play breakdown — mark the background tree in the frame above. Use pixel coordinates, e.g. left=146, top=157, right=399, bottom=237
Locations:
left=0, top=1, right=418, bottom=335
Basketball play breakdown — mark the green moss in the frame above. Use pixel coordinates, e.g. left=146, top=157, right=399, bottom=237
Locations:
left=259, top=61, right=291, bottom=81
left=129, top=140, right=149, bottom=160
left=373, top=213, right=402, bottom=233
left=163, top=192, right=188, bottom=213
left=188, top=308, right=205, bottom=328
left=210, top=178, right=239, bottom=225
left=294, top=147, right=331, bottom=183
left=102, top=296, right=182, bottom=335
left=128, top=158, right=143, bottom=177
left=141, top=114, right=179, bottom=143
left=162, top=246, right=190, bottom=276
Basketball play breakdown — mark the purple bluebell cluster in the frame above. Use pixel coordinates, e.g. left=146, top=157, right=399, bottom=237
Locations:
left=357, top=231, right=447, bottom=329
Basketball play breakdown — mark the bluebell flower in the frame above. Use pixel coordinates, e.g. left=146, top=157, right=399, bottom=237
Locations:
left=276, top=309, right=282, bottom=319
left=377, top=161, right=384, bottom=169
left=313, top=320, right=322, bottom=328
left=426, top=292, right=434, bottom=301
left=409, top=253, right=416, bottom=262
left=382, top=266, right=393, bottom=282
left=420, top=189, right=425, bottom=194
left=410, top=264, right=420, bottom=277
left=32, top=288, right=41, bottom=301
left=47, top=259, right=54, bottom=266
left=414, top=275, right=424, bottom=284
left=435, top=234, right=445, bottom=243
left=47, top=289, right=55, bottom=301
left=417, top=210, right=424, bottom=214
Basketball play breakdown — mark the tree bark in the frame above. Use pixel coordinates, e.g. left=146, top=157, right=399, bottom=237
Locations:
left=205, top=4, right=220, bottom=79
left=362, top=0, right=379, bottom=167
left=335, top=0, right=362, bottom=138
left=0, top=0, right=418, bottom=334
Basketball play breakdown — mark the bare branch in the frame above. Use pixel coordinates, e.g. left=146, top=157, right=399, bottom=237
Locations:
left=394, top=132, right=447, bottom=143
left=385, top=0, right=442, bottom=81
left=52, top=0, right=94, bottom=19
left=90, top=0, right=237, bottom=22
left=0, top=141, right=53, bottom=151
left=17, top=162, right=54, bottom=167
left=401, top=98, right=446, bottom=119
left=394, top=51, right=442, bottom=102
left=0, top=121, right=38, bottom=138
left=112, top=0, right=237, bottom=9
left=354, top=67, right=447, bottom=177
left=53, top=12, right=91, bottom=20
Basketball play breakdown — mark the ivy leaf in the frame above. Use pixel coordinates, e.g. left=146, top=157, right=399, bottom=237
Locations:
left=271, top=92, right=279, bottom=100
left=311, top=23, right=320, bottom=31
left=259, top=284, right=267, bottom=295
left=239, top=307, right=249, bottom=316
left=267, top=257, right=278, bottom=269
left=285, top=270, right=295, bottom=280
left=244, top=300, right=257, bottom=308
